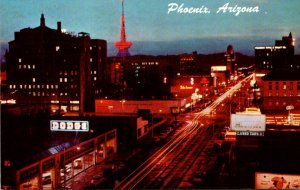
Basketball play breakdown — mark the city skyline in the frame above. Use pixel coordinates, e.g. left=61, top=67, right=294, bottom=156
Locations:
left=1, top=0, right=300, bottom=56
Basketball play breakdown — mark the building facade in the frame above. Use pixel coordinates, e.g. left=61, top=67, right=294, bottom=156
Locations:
left=255, top=33, right=296, bottom=71
left=262, top=71, right=300, bottom=111
left=108, top=55, right=177, bottom=100
left=5, top=14, right=107, bottom=113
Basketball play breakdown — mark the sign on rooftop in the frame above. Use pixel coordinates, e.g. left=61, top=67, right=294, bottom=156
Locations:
left=50, top=120, right=89, bottom=132
left=231, top=113, right=266, bottom=133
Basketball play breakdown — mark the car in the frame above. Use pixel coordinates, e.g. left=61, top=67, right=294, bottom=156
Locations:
left=90, top=175, right=106, bottom=187
left=42, top=175, right=51, bottom=185
left=73, top=159, right=82, bottom=169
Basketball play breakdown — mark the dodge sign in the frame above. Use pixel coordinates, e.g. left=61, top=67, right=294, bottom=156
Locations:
left=50, top=120, right=89, bottom=132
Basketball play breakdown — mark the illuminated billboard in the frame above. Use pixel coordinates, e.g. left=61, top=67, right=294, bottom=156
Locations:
left=50, top=120, right=89, bottom=132
left=211, top=66, right=227, bottom=71
left=231, top=113, right=266, bottom=132
left=255, top=172, right=300, bottom=189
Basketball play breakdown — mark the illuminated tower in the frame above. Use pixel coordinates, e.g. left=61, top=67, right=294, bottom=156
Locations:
left=115, top=0, right=132, bottom=57
left=225, top=45, right=236, bottom=76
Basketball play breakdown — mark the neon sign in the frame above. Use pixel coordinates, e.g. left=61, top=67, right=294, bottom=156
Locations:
left=180, top=85, right=193, bottom=90
left=50, top=120, right=89, bottom=132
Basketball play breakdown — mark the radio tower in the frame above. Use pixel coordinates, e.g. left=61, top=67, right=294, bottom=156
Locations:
left=115, top=0, right=132, bottom=57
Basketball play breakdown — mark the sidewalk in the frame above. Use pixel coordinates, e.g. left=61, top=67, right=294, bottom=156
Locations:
left=64, top=163, right=106, bottom=190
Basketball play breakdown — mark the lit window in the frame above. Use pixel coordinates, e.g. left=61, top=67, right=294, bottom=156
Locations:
left=94, top=77, right=97, bottom=81
left=32, top=65, right=35, bottom=69
left=56, top=46, right=60, bottom=51
left=23, top=65, right=26, bottom=69
left=290, top=82, right=293, bottom=90
left=51, top=85, right=54, bottom=89
left=13, top=85, right=16, bottom=89
left=32, top=78, right=35, bottom=82
left=37, top=85, right=40, bottom=89
left=18, top=58, right=22, bottom=63
left=64, top=78, right=67, bottom=82
left=60, top=78, right=62, bottom=82
left=65, top=92, right=67, bottom=96
left=24, top=85, right=27, bottom=89
left=33, top=92, right=36, bottom=96
left=46, top=85, right=49, bottom=89
left=38, top=92, right=40, bottom=96
left=29, top=85, right=31, bottom=89
left=94, top=70, right=97, bottom=74
left=28, top=65, right=30, bottom=69
left=9, top=85, right=12, bottom=89
left=41, top=85, right=44, bottom=89
left=55, top=85, right=58, bottom=89
left=19, top=65, right=22, bottom=69
left=20, top=85, right=22, bottom=89
left=33, top=85, right=36, bottom=89
left=90, top=58, right=93, bottom=62
left=90, top=46, right=92, bottom=50
left=42, top=92, right=45, bottom=96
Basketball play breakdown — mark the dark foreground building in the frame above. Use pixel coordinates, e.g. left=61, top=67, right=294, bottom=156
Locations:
left=5, top=14, right=107, bottom=113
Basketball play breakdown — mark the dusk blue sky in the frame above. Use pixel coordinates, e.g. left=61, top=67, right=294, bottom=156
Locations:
left=1, top=0, right=300, bottom=56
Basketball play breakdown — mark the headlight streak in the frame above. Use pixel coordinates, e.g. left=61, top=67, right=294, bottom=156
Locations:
left=115, top=74, right=253, bottom=190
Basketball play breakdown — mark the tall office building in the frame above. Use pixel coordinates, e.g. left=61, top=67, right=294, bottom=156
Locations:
left=5, top=14, right=107, bottom=113
left=224, top=45, right=236, bottom=76
left=255, top=33, right=296, bottom=71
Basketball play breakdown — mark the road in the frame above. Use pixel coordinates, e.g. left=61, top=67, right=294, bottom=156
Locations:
left=115, top=74, right=253, bottom=189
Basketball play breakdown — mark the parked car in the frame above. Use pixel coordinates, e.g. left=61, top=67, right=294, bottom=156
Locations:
left=73, top=159, right=82, bottom=169
left=42, top=175, right=51, bottom=185
left=90, top=175, right=106, bottom=187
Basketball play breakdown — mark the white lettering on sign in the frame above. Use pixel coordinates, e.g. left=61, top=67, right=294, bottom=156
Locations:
left=50, top=120, right=89, bottom=132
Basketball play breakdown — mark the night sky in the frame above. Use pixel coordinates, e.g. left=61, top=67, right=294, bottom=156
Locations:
left=1, top=0, right=300, bottom=56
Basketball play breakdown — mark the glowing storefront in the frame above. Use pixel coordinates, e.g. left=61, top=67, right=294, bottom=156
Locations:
left=16, top=129, right=117, bottom=189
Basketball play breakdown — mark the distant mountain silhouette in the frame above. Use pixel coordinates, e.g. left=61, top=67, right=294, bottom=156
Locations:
left=108, top=37, right=300, bottom=57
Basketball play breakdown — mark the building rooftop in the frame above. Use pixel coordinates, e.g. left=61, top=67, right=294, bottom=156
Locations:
left=262, top=70, right=300, bottom=81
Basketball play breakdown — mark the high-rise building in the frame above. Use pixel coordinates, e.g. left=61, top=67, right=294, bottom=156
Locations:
left=114, top=0, right=132, bottom=57
left=255, top=33, right=296, bottom=71
left=5, top=14, right=107, bottom=113
left=225, top=45, right=236, bottom=76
